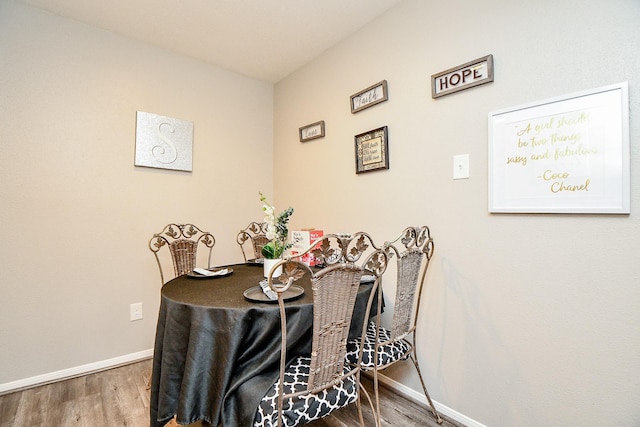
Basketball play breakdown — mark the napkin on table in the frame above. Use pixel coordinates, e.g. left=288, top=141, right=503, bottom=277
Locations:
left=193, top=268, right=228, bottom=277
left=259, top=279, right=278, bottom=300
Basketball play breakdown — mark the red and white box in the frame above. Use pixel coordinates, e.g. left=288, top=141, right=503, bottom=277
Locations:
left=290, top=229, right=324, bottom=266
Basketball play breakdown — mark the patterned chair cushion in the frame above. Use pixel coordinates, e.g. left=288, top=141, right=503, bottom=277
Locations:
left=254, top=356, right=358, bottom=427
left=346, top=321, right=411, bottom=370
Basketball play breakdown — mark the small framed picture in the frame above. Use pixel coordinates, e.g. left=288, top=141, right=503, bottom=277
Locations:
left=355, top=126, right=389, bottom=174
left=299, top=120, right=325, bottom=142
left=350, top=80, right=388, bottom=113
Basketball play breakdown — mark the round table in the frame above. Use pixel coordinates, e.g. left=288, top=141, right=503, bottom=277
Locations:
left=149, top=263, right=376, bottom=427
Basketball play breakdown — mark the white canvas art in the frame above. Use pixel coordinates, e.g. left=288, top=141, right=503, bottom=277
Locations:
left=135, top=111, right=193, bottom=171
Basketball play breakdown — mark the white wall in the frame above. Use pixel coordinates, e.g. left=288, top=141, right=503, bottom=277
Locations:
left=274, top=0, right=640, bottom=425
left=0, top=1, right=273, bottom=384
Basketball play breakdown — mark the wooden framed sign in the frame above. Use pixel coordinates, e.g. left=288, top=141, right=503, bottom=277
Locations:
left=431, top=55, right=493, bottom=99
left=350, top=80, right=388, bottom=113
left=299, top=120, right=325, bottom=142
left=488, top=82, right=630, bottom=214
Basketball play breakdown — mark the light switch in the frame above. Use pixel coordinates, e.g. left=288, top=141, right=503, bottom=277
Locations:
left=130, top=302, right=143, bottom=321
left=453, top=154, right=469, bottom=179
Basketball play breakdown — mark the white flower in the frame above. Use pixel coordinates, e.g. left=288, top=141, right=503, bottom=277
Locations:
left=258, top=191, right=294, bottom=259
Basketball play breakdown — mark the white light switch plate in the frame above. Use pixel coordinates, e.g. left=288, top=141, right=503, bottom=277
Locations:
left=130, top=302, right=143, bottom=321
left=453, top=154, right=469, bottom=179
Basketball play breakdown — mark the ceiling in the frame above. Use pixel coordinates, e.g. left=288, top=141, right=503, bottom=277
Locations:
left=18, top=0, right=404, bottom=83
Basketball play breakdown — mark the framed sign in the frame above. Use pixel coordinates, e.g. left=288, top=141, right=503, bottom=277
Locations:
left=488, top=82, right=629, bottom=213
left=350, top=80, right=388, bottom=113
left=355, top=126, right=389, bottom=174
left=432, top=55, right=493, bottom=99
left=299, top=120, right=325, bottom=142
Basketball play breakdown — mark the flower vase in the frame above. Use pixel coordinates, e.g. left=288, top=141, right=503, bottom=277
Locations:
left=263, top=258, right=282, bottom=278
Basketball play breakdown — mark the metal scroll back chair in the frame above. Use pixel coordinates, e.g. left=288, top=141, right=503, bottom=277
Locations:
left=236, top=221, right=270, bottom=262
left=253, top=232, right=389, bottom=427
left=148, top=223, right=215, bottom=285
left=348, top=226, right=442, bottom=425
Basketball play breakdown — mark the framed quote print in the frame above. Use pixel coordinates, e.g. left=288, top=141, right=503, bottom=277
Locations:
left=488, top=82, right=629, bottom=214
left=355, top=126, right=389, bottom=174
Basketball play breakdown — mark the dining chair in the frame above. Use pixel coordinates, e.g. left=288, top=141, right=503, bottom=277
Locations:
left=253, top=232, right=389, bottom=427
left=236, top=221, right=270, bottom=262
left=148, top=223, right=215, bottom=285
left=346, top=226, right=442, bottom=425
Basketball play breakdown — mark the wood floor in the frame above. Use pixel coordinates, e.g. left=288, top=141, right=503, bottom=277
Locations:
left=0, top=359, right=464, bottom=427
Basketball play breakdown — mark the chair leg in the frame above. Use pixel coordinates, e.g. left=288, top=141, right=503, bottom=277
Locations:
left=409, top=353, right=443, bottom=424
left=359, top=378, right=379, bottom=427
left=371, top=368, right=383, bottom=427
left=356, top=388, right=365, bottom=426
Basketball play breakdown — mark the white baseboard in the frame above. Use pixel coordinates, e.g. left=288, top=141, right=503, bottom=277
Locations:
left=0, top=349, right=153, bottom=395
left=372, top=372, right=487, bottom=427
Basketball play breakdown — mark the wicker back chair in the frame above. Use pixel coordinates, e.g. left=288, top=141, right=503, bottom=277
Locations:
left=237, top=221, right=270, bottom=262
left=253, top=232, right=389, bottom=427
left=346, top=226, right=442, bottom=425
left=148, top=223, right=215, bottom=285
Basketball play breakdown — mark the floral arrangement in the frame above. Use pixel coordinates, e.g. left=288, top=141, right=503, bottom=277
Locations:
left=259, top=192, right=294, bottom=259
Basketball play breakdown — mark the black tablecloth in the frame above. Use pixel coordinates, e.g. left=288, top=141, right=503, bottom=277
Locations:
left=149, top=263, right=377, bottom=427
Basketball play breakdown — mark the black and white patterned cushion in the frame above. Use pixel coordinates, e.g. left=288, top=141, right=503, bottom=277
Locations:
left=254, top=356, right=358, bottom=427
left=346, top=321, right=411, bottom=370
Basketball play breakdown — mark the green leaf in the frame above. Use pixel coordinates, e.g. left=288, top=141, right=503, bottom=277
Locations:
left=262, top=242, right=278, bottom=259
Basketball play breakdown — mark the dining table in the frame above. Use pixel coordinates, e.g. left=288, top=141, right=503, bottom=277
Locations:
left=149, top=262, right=379, bottom=427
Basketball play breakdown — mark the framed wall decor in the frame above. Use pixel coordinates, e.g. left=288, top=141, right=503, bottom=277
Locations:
left=488, top=82, right=629, bottom=214
left=299, top=120, right=325, bottom=142
left=355, top=126, right=389, bottom=174
left=431, top=55, right=493, bottom=99
left=350, top=80, right=388, bottom=113
left=134, top=111, right=193, bottom=171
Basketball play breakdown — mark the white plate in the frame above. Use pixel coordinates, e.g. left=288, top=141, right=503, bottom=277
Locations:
left=243, top=284, right=304, bottom=303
